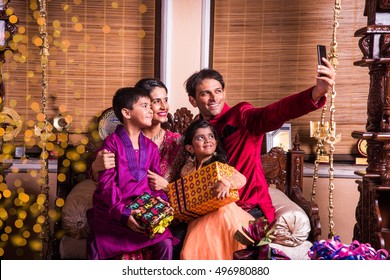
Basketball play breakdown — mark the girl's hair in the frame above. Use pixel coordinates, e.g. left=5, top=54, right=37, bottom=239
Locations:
left=184, top=119, right=228, bottom=166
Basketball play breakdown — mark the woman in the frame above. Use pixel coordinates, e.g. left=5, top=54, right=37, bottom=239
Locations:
left=179, top=119, right=254, bottom=260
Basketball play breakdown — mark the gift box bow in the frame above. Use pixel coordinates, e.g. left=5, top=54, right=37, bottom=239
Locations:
left=308, top=236, right=389, bottom=260
left=233, top=217, right=290, bottom=260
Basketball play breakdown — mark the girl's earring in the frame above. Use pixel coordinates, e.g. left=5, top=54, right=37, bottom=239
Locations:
left=190, top=153, right=196, bottom=161
left=213, top=152, right=217, bottom=156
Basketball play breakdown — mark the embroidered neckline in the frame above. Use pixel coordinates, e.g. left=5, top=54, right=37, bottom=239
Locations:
left=116, top=125, right=147, bottom=181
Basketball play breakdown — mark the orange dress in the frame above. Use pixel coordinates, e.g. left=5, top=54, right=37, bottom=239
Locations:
left=179, top=160, right=254, bottom=260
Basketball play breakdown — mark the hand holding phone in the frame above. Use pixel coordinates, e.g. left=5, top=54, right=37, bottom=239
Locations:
left=317, top=45, right=327, bottom=76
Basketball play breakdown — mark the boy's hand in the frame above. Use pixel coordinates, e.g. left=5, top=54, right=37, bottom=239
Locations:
left=147, top=170, right=168, bottom=191
left=127, top=209, right=145, bottom=233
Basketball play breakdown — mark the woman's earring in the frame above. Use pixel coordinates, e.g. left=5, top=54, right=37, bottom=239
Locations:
left=213, top=152, right=217, bottom=156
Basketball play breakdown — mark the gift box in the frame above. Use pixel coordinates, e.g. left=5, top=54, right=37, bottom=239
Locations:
left=233, top=217, right=291, bottom=260
left=127, top=192, right=174, bottom=239
left=166, top=161, right=240, bottom=222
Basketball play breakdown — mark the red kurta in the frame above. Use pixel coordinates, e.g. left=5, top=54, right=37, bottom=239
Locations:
left=208, top=87, right=325, bottom=222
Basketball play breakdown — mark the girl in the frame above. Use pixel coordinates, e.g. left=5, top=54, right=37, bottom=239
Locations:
left=179, top=119, right=254, bottom=259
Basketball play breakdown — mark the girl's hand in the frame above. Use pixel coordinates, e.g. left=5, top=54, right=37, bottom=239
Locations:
left=127, top=209, right=145, bottom=233
left=213, top=179, right=231, bottom=199
left=147, top=170, right=169, bottom=191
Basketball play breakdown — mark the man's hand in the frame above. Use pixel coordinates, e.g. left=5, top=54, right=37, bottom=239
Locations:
left=147, top=170, right=168, bottom=191
left=312, top=58, right=336, bottom=102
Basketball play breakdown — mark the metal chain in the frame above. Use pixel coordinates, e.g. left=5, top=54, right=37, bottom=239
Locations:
left=325, top=0, right=341, bottom=239
left=311, top=0, right=340, bottom=238
left=37, top=0, right=52, bottom=258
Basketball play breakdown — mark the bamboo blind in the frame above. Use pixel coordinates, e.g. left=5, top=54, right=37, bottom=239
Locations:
left=3, top=0, right=157, bottom=145
left=212, top=0, right=368, bottom=156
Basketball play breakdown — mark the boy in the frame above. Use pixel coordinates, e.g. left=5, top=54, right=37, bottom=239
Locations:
left=89, top=87, right=172, bottom=260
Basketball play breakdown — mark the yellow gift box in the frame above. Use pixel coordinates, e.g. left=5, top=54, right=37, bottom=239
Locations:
left=167, top=161, right=240, bottom=222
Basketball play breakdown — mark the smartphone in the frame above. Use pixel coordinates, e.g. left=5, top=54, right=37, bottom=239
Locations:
left=317, top=45, right=327, bottom=65
left=317, top=45, right=327, bottom=76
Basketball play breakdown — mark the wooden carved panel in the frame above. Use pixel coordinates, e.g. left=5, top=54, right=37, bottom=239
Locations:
left=381, top=34, right=390, bottom=57
left=380, top=0, right=390, bottom=9
left=358, top=35, right=371, bottom=60
left=367, top=65, right=385, bottom=132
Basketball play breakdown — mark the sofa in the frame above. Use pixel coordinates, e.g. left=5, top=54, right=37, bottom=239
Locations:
left=56, top=107, right=321, bottom=260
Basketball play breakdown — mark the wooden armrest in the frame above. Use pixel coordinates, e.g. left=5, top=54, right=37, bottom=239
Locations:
left=262, top=134, right=321, bottom=242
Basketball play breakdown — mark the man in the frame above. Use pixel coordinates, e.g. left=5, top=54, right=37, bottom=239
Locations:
left=184, top=58, right=335, bottom=222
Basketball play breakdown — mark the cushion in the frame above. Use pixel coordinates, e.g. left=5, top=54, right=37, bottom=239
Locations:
left=62, top=179, right=96, bottom=239
left=268, top=187, right=311, bottom=247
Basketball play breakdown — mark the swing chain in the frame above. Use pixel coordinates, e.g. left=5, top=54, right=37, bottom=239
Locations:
left=311, top=0, right=341, bottom=239
left=36, top=0, right=52, bottom=259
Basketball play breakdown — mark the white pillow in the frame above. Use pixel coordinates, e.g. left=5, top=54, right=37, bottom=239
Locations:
left=62, top=179, right=96, bottom=239
left=268, top=187, right=311, bottom=247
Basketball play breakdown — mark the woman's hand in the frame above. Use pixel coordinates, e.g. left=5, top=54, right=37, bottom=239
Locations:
left=92, top=149, right=115, bottom=171
left=147, top=170, right=168, bottom=191
left=127, top=209, right=145, bottom=233
left=91, top=149, right=116, bottom=181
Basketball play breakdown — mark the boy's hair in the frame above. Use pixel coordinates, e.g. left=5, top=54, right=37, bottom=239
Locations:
left=135, top=78, right=168, bottom=95
left=112, top=87, right=150, bottom=123
left=184, top=69, right=225, bottom=98
left=184, top=119, right=228, bottom=165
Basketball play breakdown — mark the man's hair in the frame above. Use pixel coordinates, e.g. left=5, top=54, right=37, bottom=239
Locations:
left=112, top=87, right=150, bottom=123
left=135, top=78, right=168, bottom=95
left=184, top=69, right=225, bottom=98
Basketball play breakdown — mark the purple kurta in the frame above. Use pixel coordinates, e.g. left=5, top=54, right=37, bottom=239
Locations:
left=92, top=125, right=172, bottom=259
